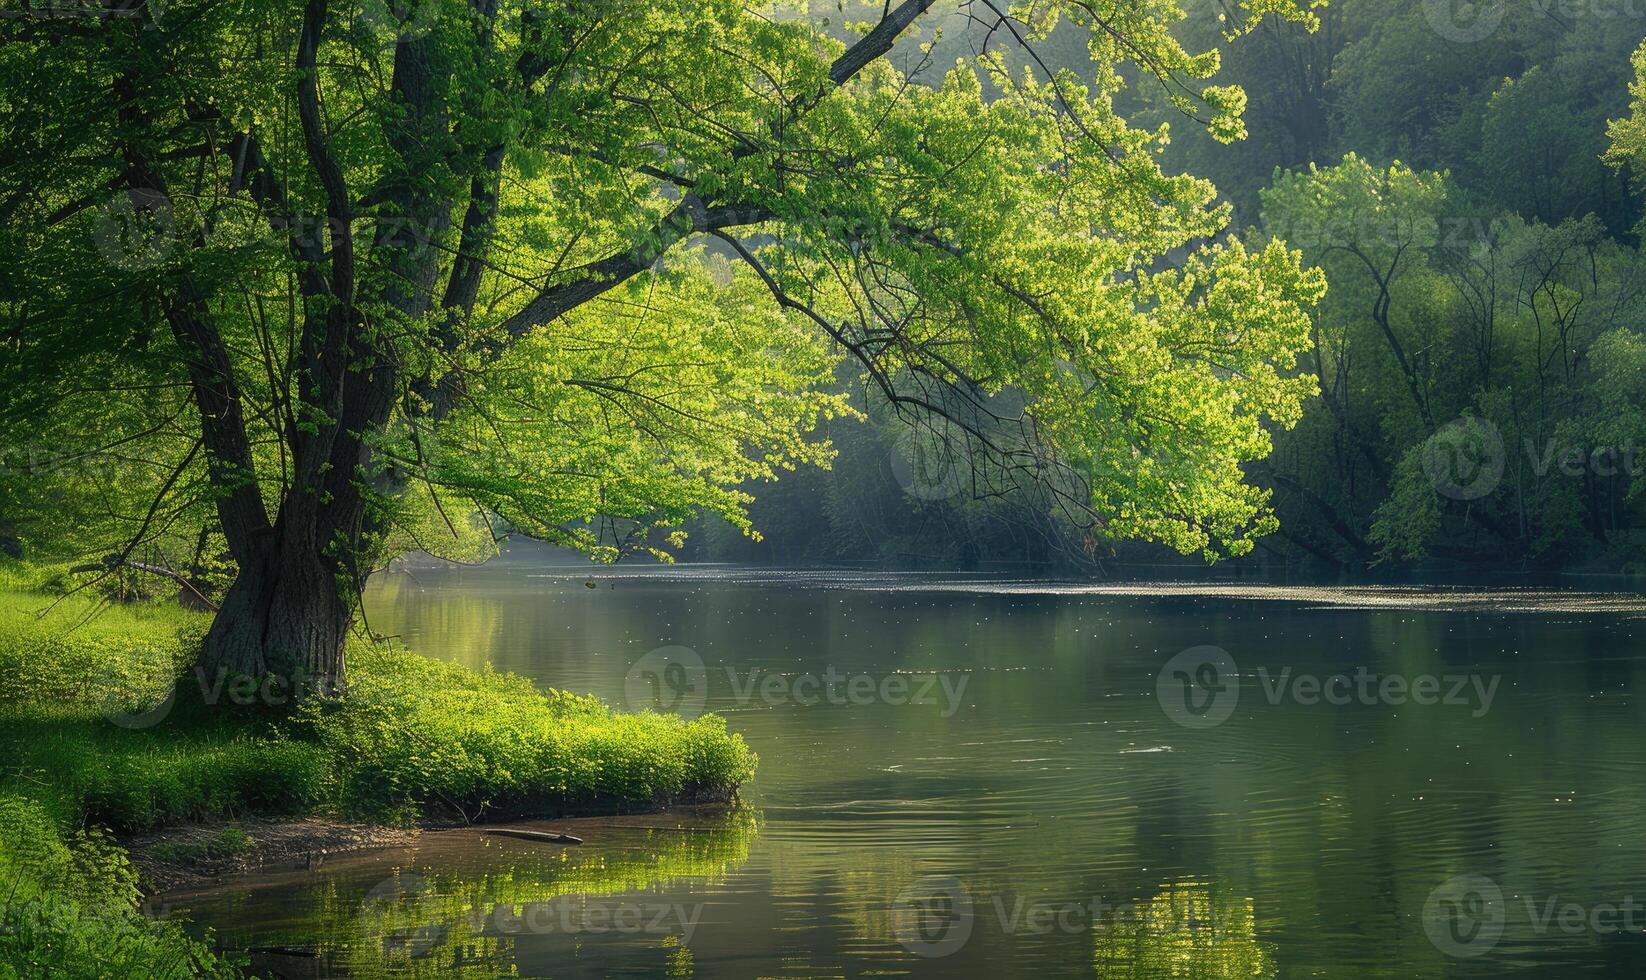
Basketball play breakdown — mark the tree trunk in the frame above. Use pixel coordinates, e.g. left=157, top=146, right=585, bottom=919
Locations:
left=195, top=524, right=352, bottom=704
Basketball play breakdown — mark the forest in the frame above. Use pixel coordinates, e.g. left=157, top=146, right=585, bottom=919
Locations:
left=680, top=0, right=1646, bottom=572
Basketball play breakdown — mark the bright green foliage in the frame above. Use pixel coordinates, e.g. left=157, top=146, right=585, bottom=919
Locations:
left=0, top=794, right=243, bottom=978
left=1607, top=38, right=1646, bottom=237
left=311, top=643, right=757, bottom=821
left=428, top=258, right=854, bottom=557
left=0, top=579, right=204, bottom=712
left=0, top=0, right=1327, bottom=605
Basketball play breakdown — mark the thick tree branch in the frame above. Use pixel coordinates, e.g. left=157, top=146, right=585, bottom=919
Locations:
left=498, top=198, right=772, bottom=337
left=496, top=1, right=940, bottom=340
left=829, top=0, right=939, bottom=87
left=109, top=53, right=272, bottom=564
left=296, top=0, right=353, bottom=308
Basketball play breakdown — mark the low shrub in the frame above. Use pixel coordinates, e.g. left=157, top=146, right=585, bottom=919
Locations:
left=73, top=735, right=331, bottom=832
left=0, top=794, right=242, bottom=978
left=309, top=644, right=758, bottom=821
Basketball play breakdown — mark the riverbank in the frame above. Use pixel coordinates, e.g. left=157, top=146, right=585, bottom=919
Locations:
left=155, top=808, right=760, bottom=977
left=125, top=817, right=420, bottom=893
left=0, top=577, right=755, bottom=976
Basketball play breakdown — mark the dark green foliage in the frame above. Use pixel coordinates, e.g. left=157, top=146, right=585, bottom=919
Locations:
left=681, top=390, right=1094, bottom=569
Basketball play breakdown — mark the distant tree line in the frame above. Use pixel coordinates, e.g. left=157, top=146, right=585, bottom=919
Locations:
left=689, top=2, right=1646, bottom=572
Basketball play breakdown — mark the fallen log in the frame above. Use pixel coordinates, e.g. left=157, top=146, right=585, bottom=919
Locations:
left=482, top=828, right=583, bottom=845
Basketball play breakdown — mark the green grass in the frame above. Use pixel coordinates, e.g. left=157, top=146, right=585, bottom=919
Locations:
left=0, top=589, right=332, bottom=833
left=315, top=644, right=756, bottom=822
left=0, top=573, right=757, bottom=977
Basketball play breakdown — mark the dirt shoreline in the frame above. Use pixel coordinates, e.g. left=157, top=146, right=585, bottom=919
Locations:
left=126, top=817, right=420, bottom=893
left=127, top=800, right=739, bottom=893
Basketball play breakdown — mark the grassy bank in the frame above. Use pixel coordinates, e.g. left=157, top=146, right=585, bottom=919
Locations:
left=0, top=578, right=755, bottom=977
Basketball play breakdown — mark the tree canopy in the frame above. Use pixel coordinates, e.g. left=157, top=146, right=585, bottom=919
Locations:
left=0, top=0, right=1327, bottom=681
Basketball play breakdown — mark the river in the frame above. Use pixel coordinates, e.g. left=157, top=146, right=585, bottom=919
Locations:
left=162, top=546, right=1646, bottom=977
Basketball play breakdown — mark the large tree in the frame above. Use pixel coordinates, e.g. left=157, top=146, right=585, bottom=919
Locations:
left=0, top=0, right=1324, bottom=694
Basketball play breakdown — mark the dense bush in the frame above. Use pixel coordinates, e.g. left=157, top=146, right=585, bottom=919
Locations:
left=0, top=794, right=241, bottom=978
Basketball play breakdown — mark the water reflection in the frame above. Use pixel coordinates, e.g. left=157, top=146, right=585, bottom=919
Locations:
left=166, top=812, right=756, bottom=978
left=166, top=550, right=1646, bottom=976
left=1091, top=883, right=1273, bottom=978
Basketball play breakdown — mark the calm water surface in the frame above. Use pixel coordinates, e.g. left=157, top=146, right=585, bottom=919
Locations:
left=167, top=548, right=1646, bottom=977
